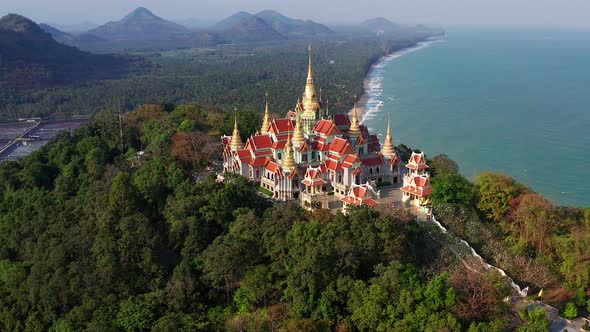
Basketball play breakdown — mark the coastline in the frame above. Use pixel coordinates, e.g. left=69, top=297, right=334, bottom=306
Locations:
left=352, top=36, right=445, bottom=126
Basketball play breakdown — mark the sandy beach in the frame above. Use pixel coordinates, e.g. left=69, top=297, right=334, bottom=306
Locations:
left=350, top=37, right=443, bottom=124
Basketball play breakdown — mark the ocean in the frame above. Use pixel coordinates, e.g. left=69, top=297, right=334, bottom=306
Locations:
left=361, top=26, right=590, bottom=207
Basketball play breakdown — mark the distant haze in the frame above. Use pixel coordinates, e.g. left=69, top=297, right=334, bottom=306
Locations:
left=2, top=0, right=590, bottom=28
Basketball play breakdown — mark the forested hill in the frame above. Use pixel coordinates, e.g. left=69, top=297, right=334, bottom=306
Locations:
left=1, top=101, right=582, bottom=330
left=0, top=14, right=145, bottom=90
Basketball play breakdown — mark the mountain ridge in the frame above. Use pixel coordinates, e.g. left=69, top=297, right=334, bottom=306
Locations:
left=85, top=7, right=191, bottom=41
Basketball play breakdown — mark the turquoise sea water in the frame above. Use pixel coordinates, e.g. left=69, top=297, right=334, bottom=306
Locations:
left=362, top=27, right=590, bottom=206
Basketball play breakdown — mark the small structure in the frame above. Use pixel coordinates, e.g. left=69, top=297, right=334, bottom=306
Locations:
left=340, top=182, right=380, bottom=214
left=401, top=151, right=432, bottom=206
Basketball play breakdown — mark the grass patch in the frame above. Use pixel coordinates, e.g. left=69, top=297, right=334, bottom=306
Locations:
left=258, top=186, right=273, bottom=197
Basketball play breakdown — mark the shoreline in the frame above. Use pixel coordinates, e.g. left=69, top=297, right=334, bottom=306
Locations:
left=351, top=36, right=445, bottom=125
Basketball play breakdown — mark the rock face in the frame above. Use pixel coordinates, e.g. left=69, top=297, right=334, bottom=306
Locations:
left=85, top=7, right=191, bottom=41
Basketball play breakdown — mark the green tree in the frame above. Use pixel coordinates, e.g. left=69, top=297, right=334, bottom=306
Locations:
left=517, top=308, right=550, bottom=332
left=476, top=172, right=527, bottom=222
left=430, top=154, right=459, bottom=177
left=563, top=302, right=578, bottom=320
left=431, top=173, right=474, bottom=206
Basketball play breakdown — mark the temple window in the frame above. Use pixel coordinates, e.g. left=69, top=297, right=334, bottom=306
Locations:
left=376, top=167, right=380, bottom=173
left=278, top=153, right=282, bottom=160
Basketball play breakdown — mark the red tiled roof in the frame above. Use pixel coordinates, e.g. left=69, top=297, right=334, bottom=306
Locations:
left=270, top=118, right=295, bottom=134
left=272, top=140, right=287, bottom=149
left=302, top=178, right=326, bottom=186
left=329, top=137, right=353, bottom=155
left=313, top=119, right=341, bottom=136
left=361, top=156, right=383, bottom=166
left=340, top=196, right=378, bottom=207
left=333, top=114, right=351, bottom=127
left=236, top=149, right=252, bottom=163
left=246, top=135, right=273, bottom=150
left=249, top=156, right=268, bottom=167
left=342, top=154, right=360, bottom=168
left=299, top=141, right=311, bottom=152
left=406, top=163, right=429, bottom=170
left=255, top=150, right=273, bottom=157
left=401, top=185, right=433, bottom=197
left=325, top=159, right=342, bottom=171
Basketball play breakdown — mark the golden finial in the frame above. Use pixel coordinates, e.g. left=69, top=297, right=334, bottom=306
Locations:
left=293, top=109, right=305, bottom=146
left=261, top=92, right=270, bottom=134
left=230, top=109, right=243, bottom=151
left=349, top=94, right=361, bottom=138
left=381, top=112, right=395, bottom=157
left=282, top=130, right=296, bottom=170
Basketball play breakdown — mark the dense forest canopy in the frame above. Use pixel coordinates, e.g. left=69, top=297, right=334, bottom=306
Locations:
left=2, top=102, right=587, bottom=331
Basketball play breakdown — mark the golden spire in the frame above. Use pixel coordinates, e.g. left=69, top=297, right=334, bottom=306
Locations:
left=261, top=92, right=270, bottom=134
left=302, top=44, right=318, bottom=116
left=381, top=112, right=395, bottom=157
left=230, top=110, right=243, bottom=151
left=349, top=95, right=361, bottom=138
left=282, top=131, right=296, bottom=170
left=293, top=110, right=305, bottom=146
left=325, top=99, right=330, bottom=118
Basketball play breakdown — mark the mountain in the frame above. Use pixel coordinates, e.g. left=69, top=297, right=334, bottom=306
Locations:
left=209, top=11, right=254, bottom=31
left=86, top=7, right=191, bottom=41
left=360, top=17, right=401, bottom=33
left=218, top=15, right=285, bottom=43
left=254, top=10, right=332, bottom=36
left=0, top=14, right=136, bottom=90
left=39, top=23, right=73, bottom=41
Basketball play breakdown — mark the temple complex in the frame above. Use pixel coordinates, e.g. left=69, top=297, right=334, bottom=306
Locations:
left=222, top=45, right=431, bottom=211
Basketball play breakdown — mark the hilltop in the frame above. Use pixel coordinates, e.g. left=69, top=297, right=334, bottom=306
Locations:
left=85, top=7, right=191, bottom=41
left=217, top=15, right=286, bottom=43
left=0, top=14, right=137, bottom=90
left=212, top=10, right=333, bottom=38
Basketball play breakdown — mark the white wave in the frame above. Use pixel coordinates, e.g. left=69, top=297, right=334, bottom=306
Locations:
left=358, top=37, right=444, bottom=125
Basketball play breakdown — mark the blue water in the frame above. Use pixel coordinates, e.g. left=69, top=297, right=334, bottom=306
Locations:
left=362, top=27, right=590, bottom=206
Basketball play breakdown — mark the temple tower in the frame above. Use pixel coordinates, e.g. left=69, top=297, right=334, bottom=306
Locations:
left=349, top=95, right=361, bottom=138
left=261, top=92, right=271, bottom=134
left=301, top=44, right=321, bottom=133
left=230, top=112, right=243, bottom=151
left=381, top=113, right=395, bottom=157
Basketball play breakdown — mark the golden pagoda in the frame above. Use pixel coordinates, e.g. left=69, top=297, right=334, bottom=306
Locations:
left=302, top=44, right=319, bottom=117
left=349, top=95, right=361, bottom=138
left=282, top=133, right=296, bottom=170
left=230, top=112, right=243, bottom=151
left=292, top=110, right=305, bottom=146
left=381, top=113, right=395, bottom=156
left=261, top=92, right=271, bottom=134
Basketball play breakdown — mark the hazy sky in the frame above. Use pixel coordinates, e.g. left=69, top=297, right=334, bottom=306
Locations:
left=2, top=0, right=590, bottom=28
